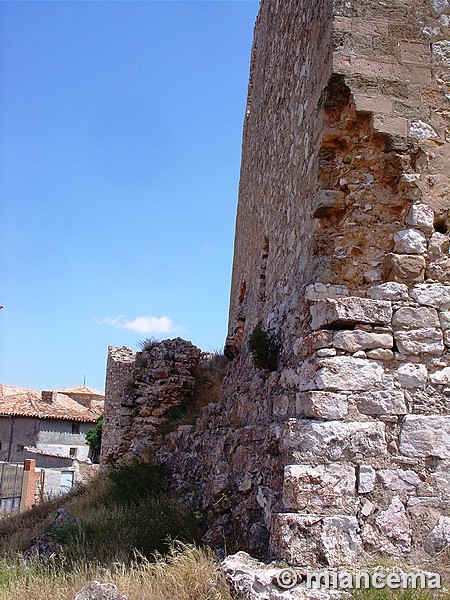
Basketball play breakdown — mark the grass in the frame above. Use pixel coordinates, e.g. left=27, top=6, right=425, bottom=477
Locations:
left=0, top=459, right=235, bottom=599
left=354, top=590, right=438, bottom=600
left=0, top=543, right=235, bottom=600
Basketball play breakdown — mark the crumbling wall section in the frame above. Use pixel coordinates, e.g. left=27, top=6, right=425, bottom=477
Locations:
left=101, top=346, right=135, bottom=465
left=100, top=340, right=200, bottom=464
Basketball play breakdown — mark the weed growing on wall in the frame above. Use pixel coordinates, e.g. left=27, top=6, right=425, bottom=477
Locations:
left=248, top=322, right=279, bottom=371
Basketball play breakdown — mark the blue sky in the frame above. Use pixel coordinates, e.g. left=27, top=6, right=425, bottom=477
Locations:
left=0, top=0, right=259, bottom=392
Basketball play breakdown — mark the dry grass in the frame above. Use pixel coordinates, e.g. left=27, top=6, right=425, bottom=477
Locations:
left=0, top=543, right=235, bottom=600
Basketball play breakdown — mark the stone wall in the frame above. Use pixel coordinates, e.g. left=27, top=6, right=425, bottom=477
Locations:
left=101, top=0, right=450, bottom=567
left=100, top=339, right=201, bottom=464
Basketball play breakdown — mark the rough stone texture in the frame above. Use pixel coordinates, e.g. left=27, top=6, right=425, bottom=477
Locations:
left=394, top=363, right=428, bottom=388
left=393, top=307, right=440, bottom=330
left=405, top=203, right=435, bottom=233
left=364, top=497, right=412, bottom=554
left=270, top=513, right=363, bottom=568
left=74, top=582, right=126, bottom=600
left=394, top=328, right=444, bottom=355
left=332, top=330, right=393, bottom=352
left=393, top=229, right=427, bottom=254
left=358, top=465, right=375, bottom=494
left=283, top=464, right=356, bottom=513
left=367, top=282, right=409, bottom=301
left=101, top=0, right=450, bottom=569
left=222, top=551, right=347, bottom=599
left=377, top=469, right=422, bottom=492
left=100, top=347, right=135, bottom=465
left=310, top=298, right=392, bottom=330
left=101, top=339, right=201, bottom=463
left=411, top=284, right=450, bottom=310
left=384, top=254, right=426, bottom=284
left=315, top=356, right=385, bottom=390
left=281, top=420, right=387, bottom=461
left=355, top=390, right=407, bottom=415
left=297, top=391, right=348, bottom=420
left=399, top=415, right=450, bottom=459
left=430, top=366, right=450, bottom=385
left=423, top=516, right=450, bottom=555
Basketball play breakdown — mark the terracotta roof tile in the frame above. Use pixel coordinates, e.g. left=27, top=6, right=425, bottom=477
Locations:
left=0, top=385, right=104, bottom=422
left=57, top=385, right=104, bottom=396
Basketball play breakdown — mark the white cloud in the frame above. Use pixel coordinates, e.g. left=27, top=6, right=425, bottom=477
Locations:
left=97, top=315, right=180, bottom=335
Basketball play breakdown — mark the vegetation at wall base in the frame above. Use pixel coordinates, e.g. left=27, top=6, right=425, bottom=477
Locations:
left=0, top=459, right=234, bottom=599
left=0, top=543, right=234, bottom=600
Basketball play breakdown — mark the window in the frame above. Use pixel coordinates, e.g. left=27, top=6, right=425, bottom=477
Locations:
left=0, top=442, right=3, bottom=451
left=71, top=422, right=80, bottom=435
left=16, top=444, right=24, bottom=452
left=69, top=447, right=77, bottom=458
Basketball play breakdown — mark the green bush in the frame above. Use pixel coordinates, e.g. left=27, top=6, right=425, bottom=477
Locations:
left=138, top=337, right=158, bottom=351
left=85, top=414, right=103, bottom=461
left=248, top=321, right=279, bottom=371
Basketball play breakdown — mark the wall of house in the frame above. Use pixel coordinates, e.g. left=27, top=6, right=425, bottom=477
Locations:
left=0, top=417, right=94, bottom=464
left=0, top=417, right=40, bottom=464
left=37, top=420, right=93, bottom=461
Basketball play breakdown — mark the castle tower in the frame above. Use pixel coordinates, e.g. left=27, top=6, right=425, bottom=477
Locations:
left=224, top=0, right=450, bottom=564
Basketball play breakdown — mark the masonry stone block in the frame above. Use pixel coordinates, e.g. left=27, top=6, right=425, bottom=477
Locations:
left=393, top=229, right=427, bottom=254
left=281, top=419, right=387, bottom=460
left=430, top=367, right=450, bottom=386
left=358, top=465, right=376, bottom=494
left=367, top=282, right=409, bottom=301
left=399, top=415, right=450, bottom=459
left=378, top=469, right=421, bottom=492
left=373, top=496, right=412, bottom=553
left=440, top=312, right=450, bottom=330
left=315, top=356, right=385, bottom=390
left=310, top=297, right=392, bottom=330
left=355, top=390, right=407, bottom=415
left=270, top=513, right=363, bottom=567
left=411, top=284, right=450, bottom=310
left=384, top=253, right=426, bottom=284
left=296, top=391, right=348, bottom=420
left=393, top=307, right=440, bottom=330
left=283, top=464, right=356, bottom=512
left=394, top=328, right=444, bottom=355
left=366, top=348, right=394, bottom=360
left=405, top=203, right=434, bottom=233
left=429, top=233, right=449, bottom=256
left=320, top=516, right=364, bottom=567
left=332, top=330, right=393, bottom=352
left=394, top=363, right=428, bottom=388
left=423, top=516, right=450, bottom=555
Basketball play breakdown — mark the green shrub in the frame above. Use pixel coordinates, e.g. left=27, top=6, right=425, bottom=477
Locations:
left=138, top=337, right=158, bottom=351
left=85, top=414, right=103, bottom=461
left=106, top=459, right=170, bottom=506
left=248, top=321, right=279, bottom=371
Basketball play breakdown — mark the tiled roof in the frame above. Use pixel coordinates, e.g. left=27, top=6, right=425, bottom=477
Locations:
left=0, top=385, right=104, bottom=422
left=57, top=385, right=104, bottom=396
left=24, top=446, right=92, bottom=464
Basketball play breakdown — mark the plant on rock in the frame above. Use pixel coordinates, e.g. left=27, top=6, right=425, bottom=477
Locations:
left=248, top=321, right=279, bottom=371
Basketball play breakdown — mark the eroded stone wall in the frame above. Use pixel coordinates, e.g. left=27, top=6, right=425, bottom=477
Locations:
left=102, top=0, right=450, bottom=566
left=100, top=340, right=200, bottom=464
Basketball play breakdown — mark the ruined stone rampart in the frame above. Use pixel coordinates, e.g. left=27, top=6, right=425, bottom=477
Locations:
left=102, top=0, right=450, bottom=567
